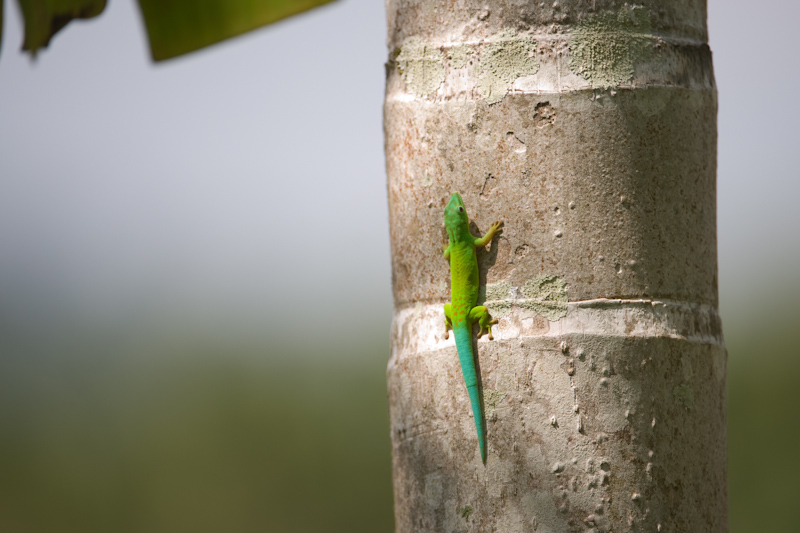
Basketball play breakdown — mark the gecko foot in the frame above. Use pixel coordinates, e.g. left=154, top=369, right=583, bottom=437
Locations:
left=478, top=319, right=498, bottom=340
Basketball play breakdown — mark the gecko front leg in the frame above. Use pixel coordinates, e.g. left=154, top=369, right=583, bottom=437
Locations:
left=473, top=220, right=504, bottom=248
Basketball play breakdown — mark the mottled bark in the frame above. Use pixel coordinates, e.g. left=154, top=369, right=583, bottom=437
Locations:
left=384, top=1, right=726, bottom=531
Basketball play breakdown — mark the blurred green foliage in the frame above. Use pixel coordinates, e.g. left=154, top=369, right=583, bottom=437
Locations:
left=137, top=0, right=337, bottom=61
left=727, top=312, right=799, bottom=532
left=0, top=332, right=394, bottom=532
left=14, top=0, right=106, bottom=54
left=0, top=309, right=796, bottom=531
left=7, top=0, right=335, bottom=61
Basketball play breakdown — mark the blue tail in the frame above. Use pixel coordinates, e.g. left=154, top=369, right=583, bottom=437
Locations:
left=453, top=325, right=486, bottom=463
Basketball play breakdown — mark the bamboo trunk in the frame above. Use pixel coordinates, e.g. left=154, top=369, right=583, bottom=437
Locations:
left=384, top=1, right=726, bottom=531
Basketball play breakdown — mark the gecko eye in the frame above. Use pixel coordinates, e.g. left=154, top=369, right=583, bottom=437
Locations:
left=458, top=206, right=464, bottom=213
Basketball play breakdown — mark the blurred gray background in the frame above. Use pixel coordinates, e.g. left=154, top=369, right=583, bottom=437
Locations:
left=0, top=0, right=797, bottom=531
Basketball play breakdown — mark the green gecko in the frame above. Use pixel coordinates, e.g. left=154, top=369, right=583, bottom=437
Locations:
left=443, top=192, right=503, bottom=463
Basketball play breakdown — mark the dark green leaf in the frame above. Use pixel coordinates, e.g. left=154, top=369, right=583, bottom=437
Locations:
left=136, top=0, right=337, bottom=62
left=16, top=0, right=106, bottom=56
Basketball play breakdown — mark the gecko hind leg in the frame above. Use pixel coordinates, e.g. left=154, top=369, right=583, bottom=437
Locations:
left=470, top=306, right=498, bottom=340
left=444, top=303, right=453, bottom=339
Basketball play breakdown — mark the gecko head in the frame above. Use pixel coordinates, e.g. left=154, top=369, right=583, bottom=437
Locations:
left=444, top=192, right=469, bottom=229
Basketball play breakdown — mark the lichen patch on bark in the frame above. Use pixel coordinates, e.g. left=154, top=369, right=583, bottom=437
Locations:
left=476, top=30, right=539, bottom=104
left=448, top=44, right=471, bottom=69
left=673, top=383, right=695, bottom=408
left=483, top=389, right=507, bottom=418
left=483, top=275, right=568, bottom=321
left=396, top=36, right=446, bottom=97
left=568, top=6, right=653, bottom=89
left=519, top=275, right=569, bottom=320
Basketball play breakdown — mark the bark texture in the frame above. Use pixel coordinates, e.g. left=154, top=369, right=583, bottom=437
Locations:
left=384, top=1, right=726, bottom=531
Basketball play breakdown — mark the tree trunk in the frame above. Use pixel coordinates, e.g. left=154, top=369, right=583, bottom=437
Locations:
left=384, top=1, right=726, bottom=531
